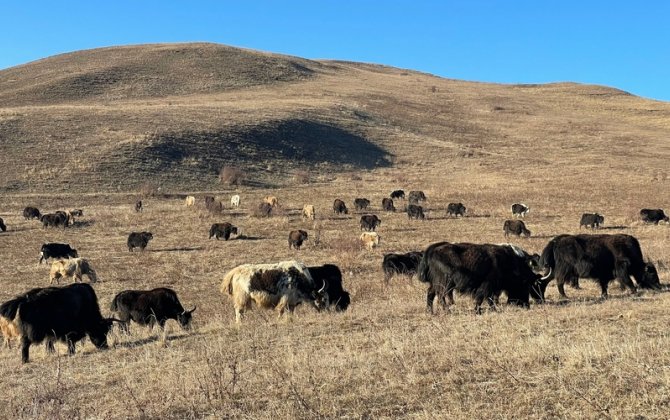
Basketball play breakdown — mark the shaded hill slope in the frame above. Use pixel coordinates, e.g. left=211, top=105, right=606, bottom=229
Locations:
left=0, top=43, right=669, bottom=193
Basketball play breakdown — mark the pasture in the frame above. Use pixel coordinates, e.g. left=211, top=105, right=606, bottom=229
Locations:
left=0, top=170, right=669, bottom=419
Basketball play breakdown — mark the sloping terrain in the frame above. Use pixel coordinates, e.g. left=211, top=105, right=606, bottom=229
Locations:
left=0, top=42, right=668, bottom=192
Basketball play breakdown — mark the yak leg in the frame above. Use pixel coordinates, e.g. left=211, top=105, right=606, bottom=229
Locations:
left=568, top=276, right=581, bottom=289
left=473, top=297, right=485, bottom=315
left=276, top=296, right=291, bottom=320
left=45, top=339, right=55, bottom=353
left=426, top=286, right=436, bottom=314
left=235, top=308, right=243, bottom=324
left=615, top=261, right=638, bottom=295
left=119, top=321, right=130, bottom=334
left=67, top=339, right=76, bottom=355
left=21, top=337, right=31, bottom=363
left=158, top=320, right=168, bottom=343
left=556, top=278, right=568, bottom=299
left=598, top=280, right=609, bottom=299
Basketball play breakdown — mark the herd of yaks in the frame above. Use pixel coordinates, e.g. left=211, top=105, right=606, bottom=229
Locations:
left=0, top=189, right=668, bottom=363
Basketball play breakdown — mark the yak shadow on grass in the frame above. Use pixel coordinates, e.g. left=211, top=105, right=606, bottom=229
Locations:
left=530, top=234, right=558, bottom=239
left=224, top=211, right=248, bottom=218
left=600, top=225, right=629, bottom=230
left=538, top=287, right=669, bottom=307
left=150, top=246, right=204, bottom=253
left=232, top=234, right=264, bottom=241
left=113, top=332, right=192, bottom=349
left=325, top=216, right=354, bottom=221
left=71, top=220, right=95, bottom=228
left=0, top=226, right=36, bottom=233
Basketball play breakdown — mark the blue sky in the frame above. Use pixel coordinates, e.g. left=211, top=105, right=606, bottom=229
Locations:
left=2, top=1, right=668, bottom=101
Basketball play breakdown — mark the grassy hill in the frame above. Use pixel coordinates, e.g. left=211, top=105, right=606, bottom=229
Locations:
left=1, top=42, right=668, bottom=193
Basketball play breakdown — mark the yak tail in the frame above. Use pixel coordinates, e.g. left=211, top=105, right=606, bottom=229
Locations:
left=539, top=239, right=556, bottom=270
left=220, top=269, right=236, bottom=296
left=417, top=251, right=432, bottom=284
left=0, top=296, right=26, bottom=320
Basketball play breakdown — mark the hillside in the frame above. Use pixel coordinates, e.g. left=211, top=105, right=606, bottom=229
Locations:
left=0, top=42, right=669, bottom=193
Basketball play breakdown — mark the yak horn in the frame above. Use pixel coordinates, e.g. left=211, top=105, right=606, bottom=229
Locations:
left=108, top=318, right=124, bottom=323
left=184, top=306, right=197, bottom=314
left=540, top=267, right=553, bottom=281
left=317, top=280, right=327, bottom=294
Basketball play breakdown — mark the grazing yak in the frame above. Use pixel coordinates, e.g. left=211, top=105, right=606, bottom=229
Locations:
left=110, top=288, right=196, bottom=334
left=354, top=198, right=371, bottom=211
left=360, top=214, right=381, bottom=231
left=503, top=220, right=531, bottom=237
left=447, top=202, right=466, bottom=217
left=263, top=196, right=279, bottom=208
left=0, top=217, right=5, bottom=232
left=49, top=258, right=98, bottom=284
left=538, top=234, right=662, bottom=299
left=209, top=222, right=238, bottom=240
left=382, top=251, right=423, bottom=281
left=220, top=261, right=329, bottom=323
left=231, top=194, right=241, bottom=208
left=408, top=190, right=426, bottom=204
left=382, top=198, right=396, bottom=212
left=257, top=202, right=274, bottom=217
left=579, top=213, right=604, bottom=229
left=40, top=212, right=68, bottom=228
left=307, top=264, right=351, bottom=311
left=127, top=231, right=153, bottom=252
left=0, top=315, right=19, bottom=348
left=640, top=208, right=669, bottom=224
left=55, top=210, right=72, bottom=227
left=511, top=203, right=530, bottom=218
left=134, top=200, right=143, bottom=213
left=206, top=199, right=224, bottom=213
left=288, top=230, right=309, bottom=250
left=302, top=204, right=315, bottom=220
left=418, top=242, right=545, bottom=314
left=40, top=243, right=78, bottom=264
left=0, top=283, right=116, bottom=363
left=23, top=206, right=41, bottom=220
left=407, top=204, right=425, bottom=220
left=185, top=196, right=196, bottom=206
left=390, top=190, right=405, bottom=200
left=204, top=196, right=215, bottom=208
left=360, top=232, right=380, bottom=250
left=333, top=199, right=348, bottom=215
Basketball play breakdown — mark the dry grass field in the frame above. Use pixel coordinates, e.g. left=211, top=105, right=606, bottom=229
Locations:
left=0, top=43, right=669, bottom=419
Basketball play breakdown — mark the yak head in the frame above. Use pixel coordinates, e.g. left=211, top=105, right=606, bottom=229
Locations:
left=639, top=263, right=662, bottom=290
left=530, top=275, right=548, bottom=302
left=89, top=318, right=120, bottom=349
left=311, top=280, right=330, bottom=311
left=177, top=306, right=197, bottom=330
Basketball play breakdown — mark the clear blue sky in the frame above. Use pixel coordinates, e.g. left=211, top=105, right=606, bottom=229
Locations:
left=2, top=1, right=669, bottom=101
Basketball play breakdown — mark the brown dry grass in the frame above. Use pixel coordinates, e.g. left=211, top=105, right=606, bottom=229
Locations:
left=0, top=177, right=669, bottom=419
left=0, top=42, right=669, bottom=419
